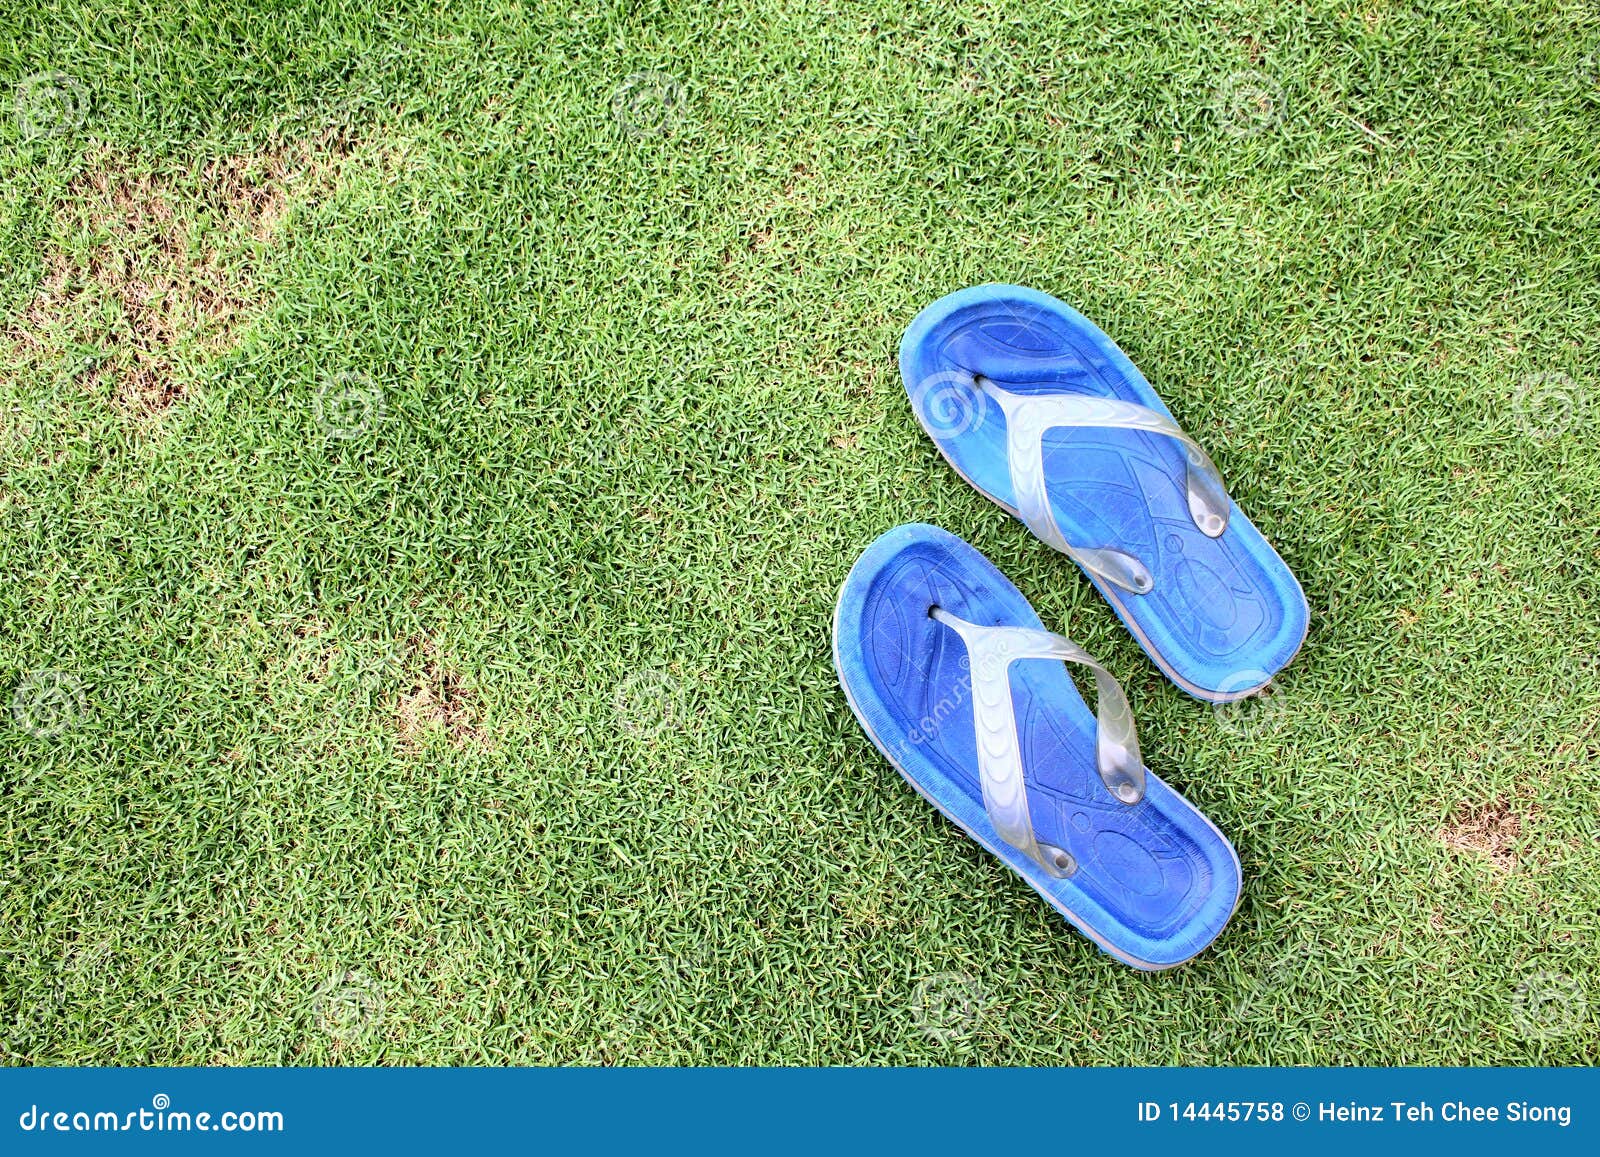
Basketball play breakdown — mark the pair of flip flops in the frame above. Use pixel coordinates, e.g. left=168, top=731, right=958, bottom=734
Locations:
left=832, top=285, right=1309, bottom=970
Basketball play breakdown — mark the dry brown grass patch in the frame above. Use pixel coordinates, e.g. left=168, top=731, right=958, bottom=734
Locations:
left=394, top=640, right=488, bottom=751
left=1437, top=796, right=1531, bottom=871
left=5, top=135, right=352, bottom=414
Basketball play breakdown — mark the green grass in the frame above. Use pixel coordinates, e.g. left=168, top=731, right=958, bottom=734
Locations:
left=2, top=0, right=1598, bottom=1065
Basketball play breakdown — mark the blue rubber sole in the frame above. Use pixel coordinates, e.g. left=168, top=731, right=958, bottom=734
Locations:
left=833, top=523, right=1242, bottom=970
left=899, top=285, right=1309, bottom=702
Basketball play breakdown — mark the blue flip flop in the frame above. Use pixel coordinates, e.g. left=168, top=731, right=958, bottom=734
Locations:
left=833, top=523, right=1242, bottom=970
left=900, top=284, right=1308, bottom=702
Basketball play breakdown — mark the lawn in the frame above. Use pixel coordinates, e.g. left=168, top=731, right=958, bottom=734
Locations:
left=2, top=0, right=1597, bottom=1065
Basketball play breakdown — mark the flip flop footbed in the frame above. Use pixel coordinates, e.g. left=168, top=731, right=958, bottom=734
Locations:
left=900, top=284, right=1309, bottom=702
left=833, top=523, right=1242, bottom=970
